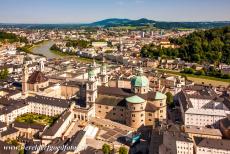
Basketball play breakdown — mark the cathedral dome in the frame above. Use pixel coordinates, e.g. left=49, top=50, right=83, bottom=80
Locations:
left=88, top=70, right=96, bottom=78
left=131, top=67, right=149, bottom=87
left=126, top=95, right=145, bottom=104
left=131, top=76, right=149, bottom=87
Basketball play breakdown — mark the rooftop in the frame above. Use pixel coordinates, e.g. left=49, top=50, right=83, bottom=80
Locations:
left=126, top=95, right=145, bottom=104
left=155, top=91, right=166, bottom=100
left=194, top=137, right=230, bottom=150
left=28, top=71, right=48, bottom=84
left=42, top=111, right=71, bottom=137
left=131, top=75, right=149, bottom=87
left=184, top=125, right=222, bottom=137
left=27, top=95, right=71, bottom=108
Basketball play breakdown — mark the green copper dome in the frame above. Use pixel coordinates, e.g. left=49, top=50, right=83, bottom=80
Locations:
left=88, top=70, right=95, bottom=77
left=131, top=76, right=149, bottom=87
left=155, top=92, right=166, bottom=100
left=126, top=95, right=145, bottom=104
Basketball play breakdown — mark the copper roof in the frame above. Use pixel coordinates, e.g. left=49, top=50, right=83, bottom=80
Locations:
left=98, top=86, right=159, bottom=101
left=28, top=71, right=48, bottom=84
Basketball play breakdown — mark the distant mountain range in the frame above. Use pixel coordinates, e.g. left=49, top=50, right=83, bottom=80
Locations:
left=89, top=18, right=156, bottom=27
left=0, top=18, right=230, bottom=29
left=90, top=18, right=230, bottom=29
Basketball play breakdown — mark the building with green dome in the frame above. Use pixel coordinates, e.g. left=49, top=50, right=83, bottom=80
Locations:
left=85, top=65, right=168, bottom=129
left=86, top=63, right=98, bottom=104
left=131, top=67, right=149, bottom=94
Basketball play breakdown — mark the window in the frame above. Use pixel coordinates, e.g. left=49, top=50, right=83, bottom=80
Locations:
left=149, top=119, right=152, bottom=121
left=141, top=114, right=143, bottom=117
left=113, top=113, right=116, bottom=115
left=113, top=108, right=116, bottom=111
left=149, top=113, right=152, bottom=116
left=132, top=120, right=135, bottom=122
left=160, top=110, right=163, bottom=113
left=121, top=114, right=123, bottom=116
left=99, top=105, right=101, bottom=108
left=132, top=114, right=135, bottom=117
left=160, top=103, right=163, bottom=106
left=120, top=109, right=123, bottom=111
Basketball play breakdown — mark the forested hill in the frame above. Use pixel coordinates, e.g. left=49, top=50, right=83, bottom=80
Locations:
left=0, top=31, right=27, bottom=43
left=0, top=19, right=230, bottom=29
left=141, top=26, right=230, bottom=64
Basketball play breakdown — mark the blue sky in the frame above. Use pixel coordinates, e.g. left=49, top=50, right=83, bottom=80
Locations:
left=0, top=0, right=230, bottom=23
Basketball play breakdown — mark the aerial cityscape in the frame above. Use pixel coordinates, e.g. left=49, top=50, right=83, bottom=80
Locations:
left=0, top=0, right=230, bottom=154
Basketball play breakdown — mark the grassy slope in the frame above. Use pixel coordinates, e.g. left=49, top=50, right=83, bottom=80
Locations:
left=158, top=69, right=230, bottom=87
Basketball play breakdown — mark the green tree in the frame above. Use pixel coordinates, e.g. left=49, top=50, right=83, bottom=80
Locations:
left=195, top=70, right=205, bottom=76
left=141, top=26, right=230, bottom=64
left=0, top=68, right=9, bottom=80
left=102, top=144, right=111, bottom=154
left=182, top=68, right=195, bottom=74
left=119, top=146, right=128, bottom=154
left=166, top=92, right=174, bottom=107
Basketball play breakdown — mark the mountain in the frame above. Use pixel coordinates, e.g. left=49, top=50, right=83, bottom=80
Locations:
left=0, top=18, right=230, bottom=29
left=90, top=18, right=132, bottom=26
left=90, top=18, right=230, bottom=29
left=154, top=21, right=230, bottom=29
left=90, top=18, right=155, bottom=27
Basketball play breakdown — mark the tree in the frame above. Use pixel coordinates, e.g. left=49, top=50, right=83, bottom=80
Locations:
left=0, top=68, right=9, bottom=80
left=140, top=26, right=230, bottom=64
left=102, top=144, right=111, bottom=154
left=195, top=70, right=205, bottom=76
left=222, top=74, right=230, bottom=79
left=166, top=92, right=174, bottom=107
left=119, top=146, right=128, bottom=154
left=182, top=68, right=195, bottom=74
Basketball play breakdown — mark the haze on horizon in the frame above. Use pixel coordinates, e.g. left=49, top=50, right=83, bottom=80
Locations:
left=0, top=0, right=230, bottom=24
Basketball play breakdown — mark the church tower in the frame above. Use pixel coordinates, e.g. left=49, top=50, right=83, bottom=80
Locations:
left=86, top=63, right=98, bottom=104
left=22, top=63, right=29, bottom=96
left=99, top=56, right=108, bottom=86
left=39, top=60, right=44, bottom=72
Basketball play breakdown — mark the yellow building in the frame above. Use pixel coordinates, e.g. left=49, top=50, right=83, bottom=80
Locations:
left=93, top=67, right=167, bottom=129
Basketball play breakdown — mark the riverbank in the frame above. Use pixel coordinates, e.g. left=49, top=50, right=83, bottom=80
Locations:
left=50, top=48, right=95, bottom=63
left=158, top=69, right=230, bottom=87
left=18, top=40, right=49, bottom=56
left=30, top=40, right=60, bottom=59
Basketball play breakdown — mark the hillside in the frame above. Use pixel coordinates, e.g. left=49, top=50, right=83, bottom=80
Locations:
left=141, top=26, right=230, bottom=64
left=90, top=18, right=155, bottom=27
left=0, top=31, right=27, bottom=43
left=1, top=18, right=230, bottom=29
left=90, top=18, right=230, bottom=29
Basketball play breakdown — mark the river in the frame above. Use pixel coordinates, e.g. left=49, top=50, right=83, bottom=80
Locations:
left=31, top=40, right=61, bottom=59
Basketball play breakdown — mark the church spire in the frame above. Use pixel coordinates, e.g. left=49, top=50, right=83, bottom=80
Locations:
left=22, top=62, right=28, bottom=96
left=100, top=54, right=108, bottom=86
left=39, top=60, right=44, bottom=72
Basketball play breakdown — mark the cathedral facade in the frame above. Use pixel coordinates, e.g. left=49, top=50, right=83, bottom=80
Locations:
left=86, top=61, right=167, bottom=129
